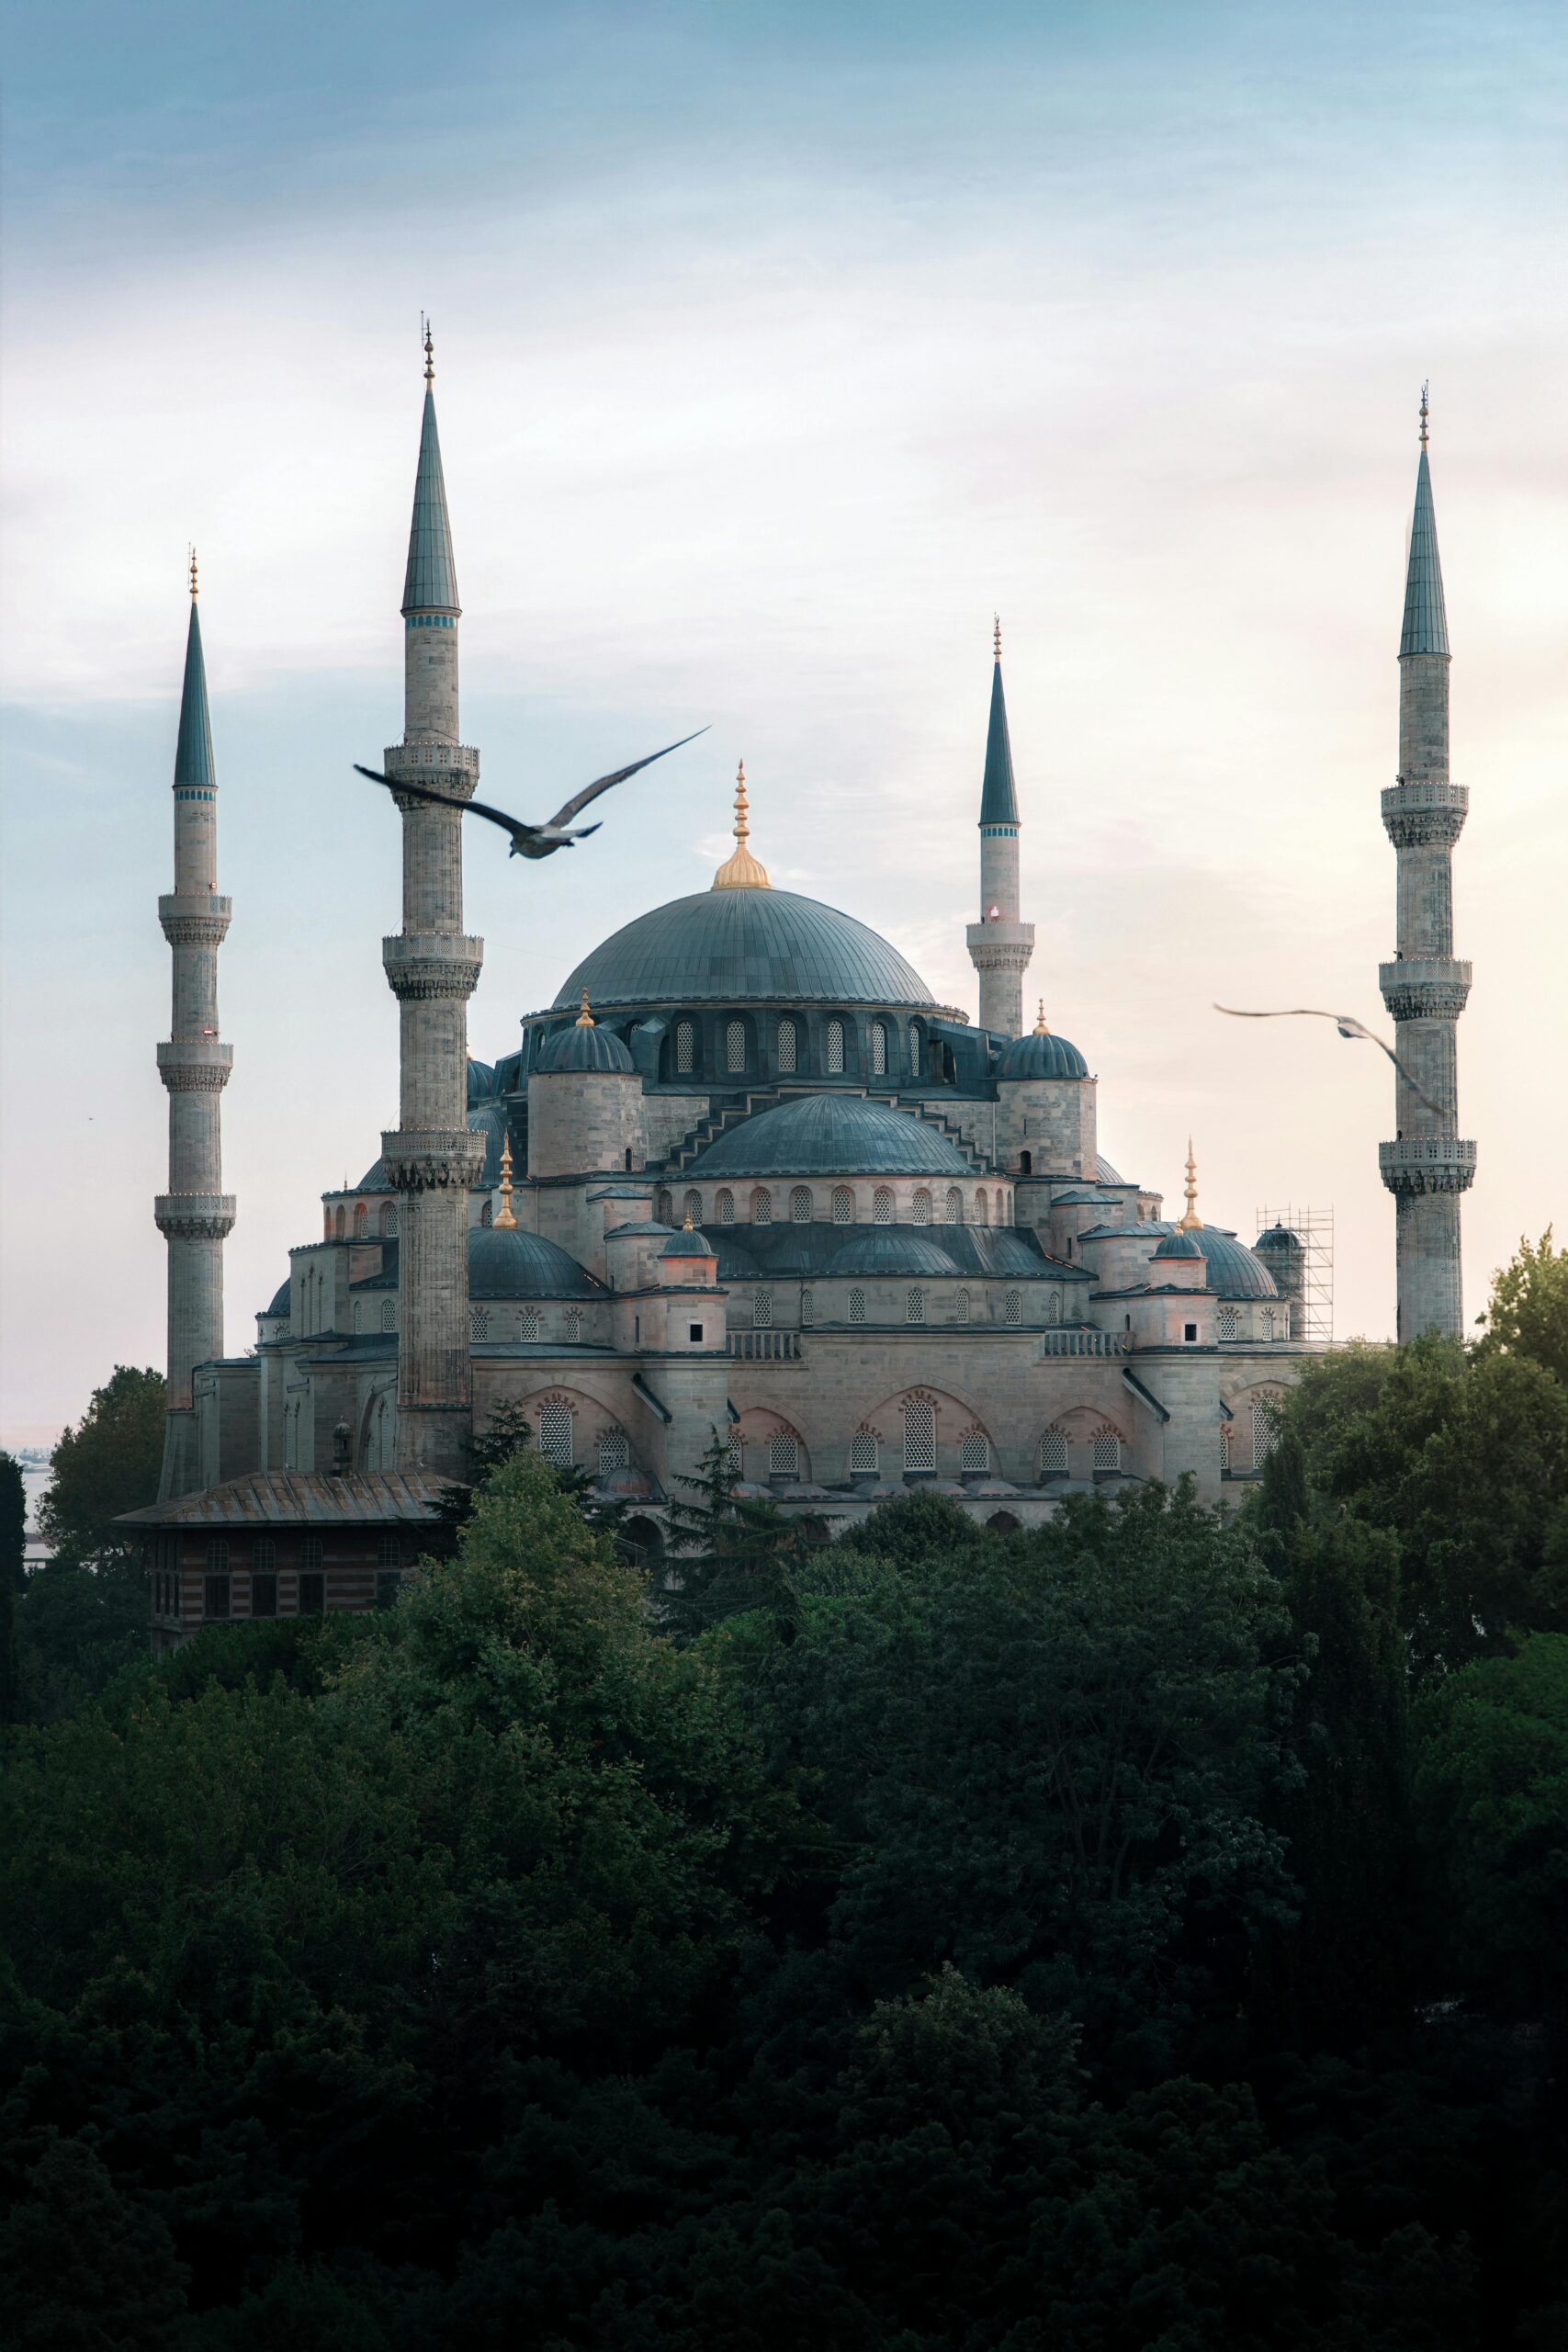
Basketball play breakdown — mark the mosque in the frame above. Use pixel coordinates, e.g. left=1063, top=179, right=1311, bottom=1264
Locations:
left=127, top=343, right=1470, bottom=1640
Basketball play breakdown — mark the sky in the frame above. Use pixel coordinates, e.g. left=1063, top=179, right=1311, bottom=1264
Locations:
left=2, top=0, right=1564, bottom=1445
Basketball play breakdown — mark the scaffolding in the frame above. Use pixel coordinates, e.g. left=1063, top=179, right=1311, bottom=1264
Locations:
left=1254, top=1204, right=1335, bottom=1342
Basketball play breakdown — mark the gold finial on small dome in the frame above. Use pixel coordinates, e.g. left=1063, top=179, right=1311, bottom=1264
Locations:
left=494, top=1136, right=518, bottom=1228
left=1033, top=1000, right=1049, bottom=1035
left=423, top=313, right=434, bottom=385
left=1419, top=379, right=1429, bottom=448
left=576, top=988, right=595, bottom=1027
left=683, top=1204, right=694, bottom=1230
left=1177, top=1136, right=1204, bottom=1232
left=994, top=613, right=1002, bottom=662
left=189, top=546, right=198, bottom=600
left=712, top=758, right=772, bottom=890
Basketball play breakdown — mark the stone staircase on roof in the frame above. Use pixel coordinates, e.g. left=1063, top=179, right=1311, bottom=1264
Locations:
left=655, top=1085, right=988, bottom=1177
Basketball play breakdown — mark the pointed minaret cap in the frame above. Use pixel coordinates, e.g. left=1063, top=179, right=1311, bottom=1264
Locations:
left=1400, top=381, right=1450, bottom=658
left=494, top=1135, right=518, bottom=1228
left=401, top=320, right=460, bottom=616
left=979, top=620, right=1019, bottom=828
left=1176, top=1137, right=1204, bottom=1233
left=713, top=761, right=772, bottom=889
left=174, top=565, right=216, bottom=794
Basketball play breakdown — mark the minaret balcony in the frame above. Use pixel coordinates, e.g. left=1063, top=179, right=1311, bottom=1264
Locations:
left=1382, top=779, right=1467, bottom=850
left=1377, top=958, right=1472, bottom=1023
left=1378, top=1138, right=1477, bottom=1196
left=965, top=919, right=1035, bottom=971
left=381, top=1128, right=488, bottom=1193
left=157, top=1038, right=233, bottom=1091
left=158, top=893, right=232, bottom=946
left=154, top=1192, right=236, bottom=1238
left=382, top=934, right=485, bottom=1001
left=382, top=742, right=479, bottom=796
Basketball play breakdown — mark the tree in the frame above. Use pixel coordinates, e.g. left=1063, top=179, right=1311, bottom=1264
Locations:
left=37, top=1366, right=165, bottom=1569
left=0, top=1449, right=26, bottom=1593
left=662, top=1430, right=811, bottom=1635
left=1473, top=1229, right=1568, bottom=1388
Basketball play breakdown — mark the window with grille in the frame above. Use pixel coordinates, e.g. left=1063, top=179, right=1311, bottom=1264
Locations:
left=567, top=1308, right=583, bottom=1343
left=381, top=1297, right=397, bottom=1332
left=598, top=1428, right=629, bottom=1476
left=871, top=1022, right=887, bottom=1076
left=539, top=1400, right=575, bottom=1465
left=298, top=1572, right=324, bottom=1615
left=1221, top=1424, right=1233, bottom=1474
left=831, top=1185, right=853, bottom=1226
left=776, top=1017, right=797, bottom=1074
left=909, top=1023, right=922, bottom=1073
left=676, top=1020, right=694, bottom=1076
left=684, top=1189, right=703, bottom=1226
left=976, top=1189, right=988, bottom=1224
left=380, top=1204, right=397, bottom=1237
left=251, top=1575, right=277, bottom=1618
left=873, top=1186, right=894, bottom=1226
left=826, top=1017, right=845, bottom=1074
left=1005, top=1290, right=1021, bottom=1328
left=751, top=1187, right=773, bottom=1225
left=1040, top=1428, right=1068, bottom=1477
left=1047, top=1292, right=1062, bottom=1325
left=203, top=1574, right=230, bottom=1620
left=850, top=1287, right=866, bottom=1325
left=253, top=1536, right=276, bottom=1574
left=522, top=1306, right=540, bottom=1340
left=1218, top=1306, right=1238, bottom=1339
left=205, top=1537, right=228, bottom=1572
left=480, top=1200, right=493, bottom=1228
left=944, top=1187, right=963, bottom=1224
left=302, top=1536, right=323, bottom=1573
left=955, top=1288, right=970, bottom=1324
left=906, top=1286, right=925, bottom=1325
left=791, top=1185, right=812, bottom=1224
left=722, top=1439, right=742, bottom=1479
left=753, top=1286, right=773, bottom=1328
left=726, top=1017, right=746, bottom=1073
left=656, top=1189, right=673, bottom=1224
left=716, top=1189, right=735, bottom=1225
left=471, top=1306, right=489, bottom=1340
left=849, top=1429, right=879, bottom=1475
left=800, top=1287, right=815, bottom=1327
left=1264, top=1306, right=1277, bottom=1337
left=768, top=1430, right=799, bottom=1477
left=354, top=1203, right=367, bottom=1238
left=1251, top=1397, right=1278, bottom=1462
left=959, top=1429, right=989, bottom=1474
left=912, top=1189, right=931, bottom=1226
left=378, top=1533, right=400, bottom=1569
left=903, top=1396, right=936, bottom=1473
left=1092, top=1428, right=1121, bottom=1474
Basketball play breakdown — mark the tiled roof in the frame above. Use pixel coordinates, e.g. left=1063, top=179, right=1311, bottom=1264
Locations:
left=118, top=1472, right=451, bottom=1528
left=687, top=1093, right=971, bottom=1179
left=554, top=888, right=934, bottom=1010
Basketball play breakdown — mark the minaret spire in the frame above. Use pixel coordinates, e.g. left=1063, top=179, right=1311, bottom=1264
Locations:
left=1378, top=388, right=1474, bottom=1337
left=155, top=563, right=236, bottom=1498
left=379, top=337, right=485, bottom=1476
left=965, top=616, right=1033, bottom=1035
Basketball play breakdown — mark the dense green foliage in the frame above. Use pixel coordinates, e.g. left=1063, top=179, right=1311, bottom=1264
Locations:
left=37, top=1364, right=165, bottom=1567
left=5, top=1239, right=1567, bottom=2346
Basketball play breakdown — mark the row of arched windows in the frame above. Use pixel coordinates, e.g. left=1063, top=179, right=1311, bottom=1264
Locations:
left=718, top=1415, right=1123, bottom=1485
left=747, top=1285, right=1033, bottom=1329
left=324, top=1201, right=398, bottom=1241
left=668, top=1013, right=943, bottom=1087
left=655, top=1183, right=1013, bottom=1228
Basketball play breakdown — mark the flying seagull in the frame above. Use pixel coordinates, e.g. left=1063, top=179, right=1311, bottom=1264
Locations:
left=353, top=728, right=707, bottom=859
left=1213, top=1003, right=1447, bottom=1121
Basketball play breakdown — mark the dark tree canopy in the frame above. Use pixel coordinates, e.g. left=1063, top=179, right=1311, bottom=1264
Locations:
left=37, top=1364, right=165, bottom=1567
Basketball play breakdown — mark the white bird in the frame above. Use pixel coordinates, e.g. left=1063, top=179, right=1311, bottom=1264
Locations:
left=1213, top=1004, right=1447, bottom=1121
left=354, top=729, right=707, bottom=859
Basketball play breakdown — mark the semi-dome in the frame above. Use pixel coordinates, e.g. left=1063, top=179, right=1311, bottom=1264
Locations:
left=829, top=1231, right=962, bottom=1278
left=265, top=1277, right=292, bottom=1317
left=686, top=1093, right=972, bottom=1179
left=997, top=1028, right=1089, bottom=1081
left=536, top=1020, right=636, bottom=1075
left=468, top=1227, right=604, bottom=1299
left=1153, top=1230, right=1205, bottom=1261
left=554, top=887, right=934, bottom=1011
left=1191, top=1227, right=1280, bottom=1300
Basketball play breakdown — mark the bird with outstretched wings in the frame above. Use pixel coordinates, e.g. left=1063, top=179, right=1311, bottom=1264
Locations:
left=1213, top=1003, right=1447, bottom=1121
left=354, top=728, right=708, bottom=858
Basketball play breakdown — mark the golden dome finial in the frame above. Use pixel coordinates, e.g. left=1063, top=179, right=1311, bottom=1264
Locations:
left=993, top=613, right=1002, bottom=662
left=1033, top=1000, right=1049, bottom=1035
left=188, top=546, right=198, bottom=600
left=494, top=1135, right=518, bottom=1228
left=683, top=1204, right=694, bottom=1230
left=1177, top=1136, right=1203, bottom=1232
left=423, top=313, right=434, bottom=386
left=576, top=988, right=595, bottom=1027
left=1419, top=379, right=1429, bottom=448
left=713, top=758, right=772, bottom=890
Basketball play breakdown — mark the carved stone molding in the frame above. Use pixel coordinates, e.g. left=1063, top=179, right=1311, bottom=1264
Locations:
left=1382, top=780, right=1468, bottom=851
left=381, top=935, right=485, bottom=1001
left=1378, top=1139, right=1478, bottom=1197
left=160, top=914, right=231, bottom=946
left=381, top=1128, right=487, bottom=1193
left=381, top=742, right=479, bottom=805
left=158, top=1062, right=232, bottom=1092
left=154, top=1192, right=237, bottom=1238
left=1378, top=958, right=1472, bottom=1023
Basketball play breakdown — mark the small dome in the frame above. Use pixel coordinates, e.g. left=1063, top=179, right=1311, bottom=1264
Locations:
left=829, top=1231, right=960, bottom=1278
left=536, top=1020, right=635, bottom=1075
left=660, top=1227, right=715, bottom=1258
left=1153, top=1230, right=1205, bottom=1261
left=265, top=1277, right=292, bottom=1317
left=997, top=1028, right=1089, bottom=1081
left=1194, top=1227, right=1280, bottom=1300
left=688, top=1093, right=972, bottom=1180
left=468, top=1227, right=604, bottom=1299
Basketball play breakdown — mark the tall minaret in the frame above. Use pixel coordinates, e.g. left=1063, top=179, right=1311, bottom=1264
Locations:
left=155, top=555, right=235, bottom=1498
left=965, top=619, right=1034, bottom=1037
left=380, top=325, right=485, bottom=1477
left=1377, top=388, right=1475, bottom=1338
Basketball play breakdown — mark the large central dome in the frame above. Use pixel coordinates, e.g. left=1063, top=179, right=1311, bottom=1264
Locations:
left=554, top=888, right=934, bottom=1012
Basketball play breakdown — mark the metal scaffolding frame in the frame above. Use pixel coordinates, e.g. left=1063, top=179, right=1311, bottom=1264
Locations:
left=1255, top=1204, right=1335, bottom=1342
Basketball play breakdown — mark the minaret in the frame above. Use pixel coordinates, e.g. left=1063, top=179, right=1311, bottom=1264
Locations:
left=155, top=554, right=235, bottom=1498
left=380, top=326, right=485, bottom=1476
left=965, top=618, right=1034, bottom=1036
left=1377, top=388, right=1475, bottom=1339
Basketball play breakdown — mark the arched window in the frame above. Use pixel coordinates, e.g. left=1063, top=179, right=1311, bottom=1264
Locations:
left=909, top=1022, right=923, bottom=1074
left=538, top=1399, right=574, bottom=1465
left=597, top=1428, right=629, bottom=1477
left=480, top=1199, right=493, bottom=1227
left=380, top=1299, right=396, bottom=1332
left=1218, top=1306, right=1238, bottom=1340
left=976, top=1188, right=988, bottom=1225
left=1005, top=1290, right=1021, bottom=1328
left=850, top=1429, right=879, bottom=1476
left=471, top=1306, right=489, bottom=1340
left=726, top=1017, right=746, bottom=1075
left=959, top=1429, right=989, bottom=1474
left=205, top=1537, right=229, bottom=1572
left=902, top=1395, right=936, bottom=1473
left=1040, top=1427, right=1069, bottom=1478
left=871, top=1021, right=888, bottom=1077
left=1046, top=1291, right=1062, bottom=1325
left=353, top=1202, right=367, bottom=1238
left=323, top=1207, right=332, bottom=1240
left=955, top=1287, right=970, bottom=1324
left=873, top=1186, right=895, bottom=1226
left=334, top=1205, right=346, bottom=1238
left=1264, top=1306, right=1277, bottom=1338
left=751, top=1187, right=773, bottom=1226
left=849, top=1287, right=866, bottom=1326
left=253, top=1536, right=276, bottom=1574
left=776, top=1016, right=797, bottom=1075
left=683, top=1188, right=703, bottom=1227
left=379, top=1203, right=397, bottom=1237
left=675, top=1020, right=695, bottom=1077
left=906, top=1286, right=925, bottom=1325
left=1251, top=1396, right=1278, bottom=1462
left=753, top=1285, right=773, bottom=1328
left=1221, top=1423, right=1233, bottom=1475
left=566, top=1307, right=583, bottom=1343
left=912, top=1188, right=931, bottom=1226
left=1092, top=1427, right=1121, bottom=1475
left=656, top=1188, right=673, bottom=1225
left=721, top=1437, right=742, bottom=1479
left=831, top=1185, right=853, bottom=1226
left=944, top=1186, right=963, bottom=1225
left=378, top=1533, right=400, bottom=1569
left=716, top=1189, right=735, bottom=1225
left=768, top=1430, right=799, bottom=1478
left=1020, top=1149, right=1033, bottom=1175
left=800, top=1286, right=815, bottom=1327
left=522, top=1306, right=540, bottom=1340
left=790, top=1185, right=812, bottom=1224
left=826, top=1016, right=845, bottom=1075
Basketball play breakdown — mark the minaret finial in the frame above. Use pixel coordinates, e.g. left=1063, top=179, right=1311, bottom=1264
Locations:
left=1033, top=1000, right=1048, bottom=1035
left=494, top=1135, right=517, bottom=1228
left=1177, top=1137, right=1203, bottom=1232
left=188, top=546, right=198, bottom=600
left=1419, top=379, right=1429, bottom=447
left=713, top=758, right=772, bottom=888
left=576, top=987, right=595, bottom=1027
left=423, top=313, right=434, bottom=386
left=993, top=613, right=1001, bottom=662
